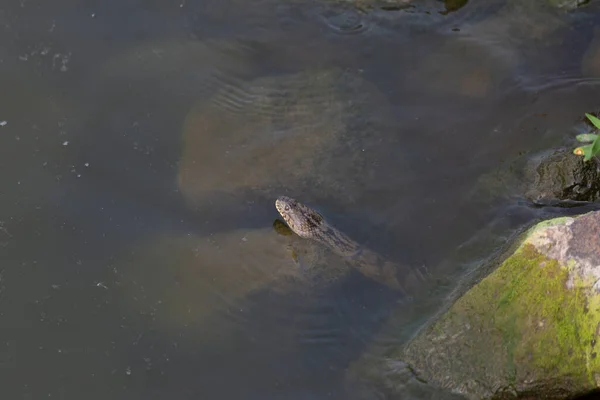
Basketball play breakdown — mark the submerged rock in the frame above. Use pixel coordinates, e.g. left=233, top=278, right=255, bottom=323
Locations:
left=117, top=227, right=350, bottom=341
left=402, top=210, right=600, bottom=399
left=177, top=67, right=391, bottom=208
left=548, top=0, right=591, bottom=10
left=328, top=0, right=470, bottom=14
left=331, top=0, right=412, bottom=11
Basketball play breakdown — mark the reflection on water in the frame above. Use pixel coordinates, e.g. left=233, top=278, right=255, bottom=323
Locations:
left=1, top=0, right=600, bottom=398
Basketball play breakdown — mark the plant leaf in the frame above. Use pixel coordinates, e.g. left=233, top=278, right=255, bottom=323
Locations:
left=576, top=133, right=599, bottom=143
left=585, top=113, right=600, bottom=130
left=574, top=144, right=593, bottom=161
left=589, top=136, right=600, bottom=161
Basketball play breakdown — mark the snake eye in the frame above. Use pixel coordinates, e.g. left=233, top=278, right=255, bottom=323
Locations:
left=285, top=206, right=289, bottom=211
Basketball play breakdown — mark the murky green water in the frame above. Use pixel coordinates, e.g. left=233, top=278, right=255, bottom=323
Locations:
left=1, top=0, right=600, bottom=399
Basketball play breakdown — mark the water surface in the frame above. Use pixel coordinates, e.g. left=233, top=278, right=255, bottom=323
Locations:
left=1, top=0, right=600, bottom=399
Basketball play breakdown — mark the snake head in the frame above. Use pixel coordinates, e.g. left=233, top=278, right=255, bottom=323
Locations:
left=275, top=196, right=325, bottom=239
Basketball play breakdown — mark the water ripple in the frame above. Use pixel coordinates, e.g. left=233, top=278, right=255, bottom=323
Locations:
left=206, top=69, right=348, bottom=119
left=320, top=6, right=370, bottom=35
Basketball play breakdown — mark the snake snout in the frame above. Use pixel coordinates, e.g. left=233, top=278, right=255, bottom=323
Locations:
left=275, top=196, right=296, bottom=213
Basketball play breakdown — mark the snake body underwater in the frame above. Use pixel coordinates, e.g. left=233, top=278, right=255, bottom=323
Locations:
left=275, top=195, right=416, bottom=291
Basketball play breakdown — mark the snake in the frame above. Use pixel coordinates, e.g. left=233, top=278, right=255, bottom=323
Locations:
left=275, top=195, right=417, bottom=291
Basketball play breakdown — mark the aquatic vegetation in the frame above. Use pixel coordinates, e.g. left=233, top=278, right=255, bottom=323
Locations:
left=573, top=113, right=600, bottom=162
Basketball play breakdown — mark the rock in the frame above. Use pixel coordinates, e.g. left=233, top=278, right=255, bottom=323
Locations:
left=406, top=36, right=510, bottom=99
left=401, top=210, right=600, bottom=399
left=548, top=0, right=591, bottom=10
left=407, top=0, right=586, bottom=100
left=328, top=0, right=469, bottom=15
left=350, top=357, right=468, bottom=400
left=177, top=68, right=345, bottom=204
left=331, top=0, right=412, bottom=11
left=442, top=0, right=469, bottom=14
left=177, top=67, right=391, bottom=207
left=117, top=228, right=350, bottom=343
left=523, top=148, right=600, bottom=205
left=472, top=148, right=600, bottom=206
left=472, top=0, right=567, bottom=42
left=331, top=0, right=471, bottom=14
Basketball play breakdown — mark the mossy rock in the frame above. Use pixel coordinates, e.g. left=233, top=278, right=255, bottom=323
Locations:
left=402, top=210, right=600, bottom=399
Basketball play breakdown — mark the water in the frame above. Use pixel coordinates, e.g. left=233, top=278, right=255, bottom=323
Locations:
left=1, top=0, right=600, bottom=398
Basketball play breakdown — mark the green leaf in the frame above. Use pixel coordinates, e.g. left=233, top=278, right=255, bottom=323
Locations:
left=585, top=113, right=600, bottom=130
left=590, top=136, right=600, bottom=161
left=576, top=133, right=599, bottom=143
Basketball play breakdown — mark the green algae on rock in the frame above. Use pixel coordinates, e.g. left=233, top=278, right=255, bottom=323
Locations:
left=401, top=210, right=600, bottom=399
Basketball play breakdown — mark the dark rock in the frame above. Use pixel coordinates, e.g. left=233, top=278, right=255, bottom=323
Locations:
left=523, top=148, right=600, bottom=206
left=548, top=0, right=591, bottom=10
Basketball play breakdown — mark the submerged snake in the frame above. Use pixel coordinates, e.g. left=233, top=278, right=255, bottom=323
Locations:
left=275, top=196, right=420, bottom=291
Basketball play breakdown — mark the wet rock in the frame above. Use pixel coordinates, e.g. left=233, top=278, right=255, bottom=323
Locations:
left=330, top=0, right=471, bottom=14
left=523, top=148, right=600, bottom=205
left=401, top=211, right=600, bottom=399
left=350, top=357, right=468, bottom=400
left=331, top=0, right=413, bottom=11
left=548, top=0, right=591, bottom=10
left=441, top=0, right=470, bottom=15
left=472, top=148, right=600, bottom=206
